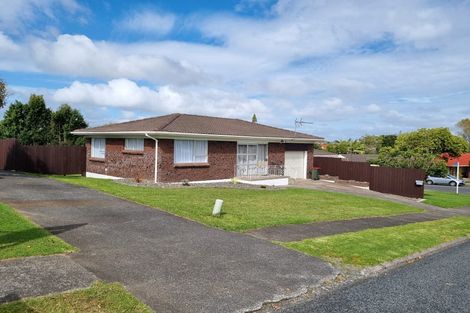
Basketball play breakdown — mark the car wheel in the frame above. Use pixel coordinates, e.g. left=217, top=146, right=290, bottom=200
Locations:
left=425, top=180, right=433, bottom=185
left=449, top=181, right=457, bottom=187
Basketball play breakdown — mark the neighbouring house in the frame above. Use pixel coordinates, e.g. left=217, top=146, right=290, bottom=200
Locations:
left=446, top=153, right=470, bottom=178
left=313, top=149, right=346, bottom=159
left=313, top=150, right=378, bottom=163
left=72, top=113, right=323, bottom=184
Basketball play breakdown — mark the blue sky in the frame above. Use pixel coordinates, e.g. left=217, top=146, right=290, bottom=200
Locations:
left=1, top=0, right=469, bottom=140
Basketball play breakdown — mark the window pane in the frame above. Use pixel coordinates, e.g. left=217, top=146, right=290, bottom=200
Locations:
left=194, top=140, right=208, bottom=162
left=247, top=145, right=257, bottom=154
left=125, top=138, right=144, bottom=151
left=248, top=155, right=257, bottom=163
left=174, top=140, right=207, bottom=163
left=92, top=138, right=105, bottom=158
left=238, top=145, right=247, bottom=154
left=238, top=155, right=247, bottom=164
left=257, top=144, right=267, bottom=161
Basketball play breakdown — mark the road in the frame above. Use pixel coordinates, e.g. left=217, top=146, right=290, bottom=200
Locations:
left=425, top=184, right=470, bottom=194
left=282, top=241, right=470, bottom=313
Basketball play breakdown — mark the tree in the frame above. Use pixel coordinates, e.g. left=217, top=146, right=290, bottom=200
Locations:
left=0, top=95, right=52, bottom=145
left=456, top=118, right=470, bottom=145
left=375, top=128, right=469, bottom=176
left=0, top=100, right=28, bottom=140
left=379, top=134, right=397, bottom=149
left=24, top=95, right=53, bottom=145
left=52, top=104, right=88, bottom=145
left=361, top=135, right=382, bottom=154
left=251, top=113, right=257, bottom=123
left=393, top=128, right=468, bottom=156
left=0, top=79, right=7, bottom=108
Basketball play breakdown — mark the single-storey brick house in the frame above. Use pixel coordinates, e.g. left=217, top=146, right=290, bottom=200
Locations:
left=72, top=113, right=323, bottom=183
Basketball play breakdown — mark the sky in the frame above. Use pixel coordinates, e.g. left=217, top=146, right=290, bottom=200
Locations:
left=0, top=0, right=469, bottom=140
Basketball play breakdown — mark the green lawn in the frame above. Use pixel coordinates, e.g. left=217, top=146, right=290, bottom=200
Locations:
left=0, top=282, right=153, bottom=313
left=52, top=176, right=423, bottom=232
left=424, top=190, right=470, bottom=208
left=0, top=203, right=75, bottom=260
left=282, top=216, right=470, bottom=267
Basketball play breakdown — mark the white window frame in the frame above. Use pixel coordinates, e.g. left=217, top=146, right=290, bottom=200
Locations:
left=91, top=138, right=106, bottom=159
left=174, top=140, right=208, bottom=164
left=125, top=138, right=144, bottom=151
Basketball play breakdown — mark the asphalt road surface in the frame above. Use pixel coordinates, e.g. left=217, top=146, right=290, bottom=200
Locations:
left=282, top=241, right=470, bottom=313
left=425, top=184, right=470, bottom=194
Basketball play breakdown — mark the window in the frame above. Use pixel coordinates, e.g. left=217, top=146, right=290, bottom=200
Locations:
left=91, top=138, right=106, bottom=158
left=237, top=144, right=268, bottom=176
left=174, top=140, right=208, bottom=163
left=125, top=138, right=144, bottom=151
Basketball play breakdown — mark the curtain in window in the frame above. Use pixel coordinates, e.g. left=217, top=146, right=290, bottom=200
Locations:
left=257, top=144, right=267, bottom=162
left=125, top=139, right=144, bottom=151
left=92, top=138, right=105, bottom=158
left=174, top=140, right=208, bottom=163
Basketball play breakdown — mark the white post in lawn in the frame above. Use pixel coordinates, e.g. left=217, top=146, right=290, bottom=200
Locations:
left=456, top=161, right=460, bottom=195
left=212, top=199, right=224, bottom=217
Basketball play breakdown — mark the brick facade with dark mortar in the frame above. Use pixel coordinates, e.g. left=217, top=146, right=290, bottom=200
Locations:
left=157, top=139, right=237, bottom=183
left=86, top=138, right=155, bottom=180
left=86, top=138, right=313, bottom=182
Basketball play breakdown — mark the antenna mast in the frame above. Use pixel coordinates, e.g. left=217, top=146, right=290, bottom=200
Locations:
left=294, top=118, right=313, bottom=134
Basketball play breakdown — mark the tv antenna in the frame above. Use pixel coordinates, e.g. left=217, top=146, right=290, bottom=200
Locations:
left=294, top=118, right=313, bottom=134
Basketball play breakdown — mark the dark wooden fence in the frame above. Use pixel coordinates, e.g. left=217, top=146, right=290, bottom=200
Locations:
left=0, top=138, right=86, bottom=175
left=314, top=157, right=425, bottom=198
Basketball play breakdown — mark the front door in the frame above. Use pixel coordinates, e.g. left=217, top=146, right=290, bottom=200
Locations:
left=284, top=151, right=307, bottom=179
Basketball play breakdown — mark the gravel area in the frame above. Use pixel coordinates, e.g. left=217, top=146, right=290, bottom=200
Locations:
left=115, top=178, right=283, bottom=190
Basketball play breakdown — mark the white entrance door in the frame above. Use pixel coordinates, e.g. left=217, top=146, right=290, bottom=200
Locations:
left=284, top=151, right=307, bottom=179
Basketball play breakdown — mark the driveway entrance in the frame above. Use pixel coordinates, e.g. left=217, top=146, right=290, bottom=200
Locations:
left=0, top=172, right=335, bottom=313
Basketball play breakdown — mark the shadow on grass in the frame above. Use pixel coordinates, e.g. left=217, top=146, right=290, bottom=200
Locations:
left=0, top=223, right=86, bottom=249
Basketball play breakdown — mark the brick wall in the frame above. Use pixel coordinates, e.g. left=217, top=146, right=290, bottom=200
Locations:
left=86, top=138, right=155, bottom=180
left=157, top=139, right=237, bottom=183
left=268, top=143, right=285, bottom=166
left=86, top=138, right=314, bottom=182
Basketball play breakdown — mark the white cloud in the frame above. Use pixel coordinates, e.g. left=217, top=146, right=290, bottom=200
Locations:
left=27, top=34, right=204, bottom=85
left=366, top=103, right=382, bottom=113
left=53, top=79, right=268, bottom=119
left=119, top=10, right=176, bottom=35
left=0, top=0, right=85, bottom=35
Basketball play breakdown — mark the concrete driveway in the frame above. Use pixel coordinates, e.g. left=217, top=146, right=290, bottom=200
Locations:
left=0, top=172, right=335, bottom=313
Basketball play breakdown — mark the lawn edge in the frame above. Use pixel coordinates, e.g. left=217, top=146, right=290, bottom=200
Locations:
left=255, top=236, right=470, bottom=312
left=0, top=202, right=78, bottom=261
left=360, top=235, right=470, bottom=277
left=50, top=176, right=424, bottom=233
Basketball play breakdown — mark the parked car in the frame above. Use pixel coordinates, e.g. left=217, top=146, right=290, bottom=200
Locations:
left=425, top=175, right=465, bottom=186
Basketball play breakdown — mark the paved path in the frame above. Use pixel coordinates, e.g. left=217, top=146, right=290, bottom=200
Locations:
left=426, top=184, right=470, bottom=194
left=0, top=255, right=97, bottom=303
left=0, top=172, right=335, bottom=313
left=248, top=211, right=455, bottom=242
left=282, top=241, right=470, bottom=313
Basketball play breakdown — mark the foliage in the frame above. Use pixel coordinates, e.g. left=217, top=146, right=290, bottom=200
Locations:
left=394, top=128, right=468, bottom=156
left=0, top=100, right=28, bottom=141
left=0, top=282, right=153, bottom=313
left=0, top=202, right=75, bottom=260
left=424, top=190, right=470, bottom=208
left=457, top=118, right=470, bottom=145
left=375, top=128, right=469, bottom=176
left=282, top=216, right=470, bottom=267
left=251, top=113, right=257, bottom=123
left=0, top=95, right=87, bottom=145
left=0, top=78, right=7, bottom=108
left=326, top=134, right=396, bottom=155
left=52, top=176, right=422, bottom=232
left=52, top=104, right=88, bottom=145
left=376, top=147, right=448, bottom=176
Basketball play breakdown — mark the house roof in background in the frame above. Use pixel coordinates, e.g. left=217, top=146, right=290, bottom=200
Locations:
left=313, top=149, right=345, bottom=158
left=73, top=113, right=323, bottom=141
left=446, top=153, right=470, bottom=167
left=344, top=153, right=379, bottom=163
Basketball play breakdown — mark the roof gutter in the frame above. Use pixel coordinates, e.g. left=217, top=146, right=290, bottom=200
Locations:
left=145, top=133, right=158, bottom=184
left=72, top=131, right=323, bottom=143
